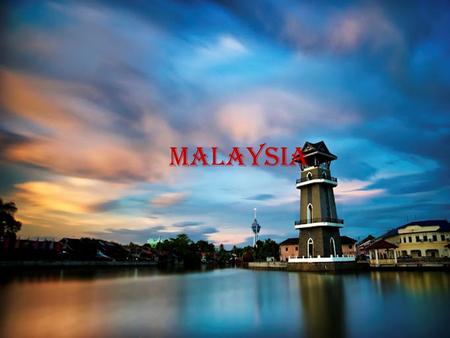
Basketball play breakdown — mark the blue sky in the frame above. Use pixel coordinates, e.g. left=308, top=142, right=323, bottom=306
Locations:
left=0, top=0, right=449, bottom=246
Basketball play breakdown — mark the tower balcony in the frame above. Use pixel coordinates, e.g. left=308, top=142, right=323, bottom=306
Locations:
left=296, top=175, right=337, bottom=188
left=294, top=217, right=343, bottom=229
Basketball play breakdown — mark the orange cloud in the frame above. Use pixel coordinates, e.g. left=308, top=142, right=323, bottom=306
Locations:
left=215, top=88, right=358, bottom=143
left=7, top=176, right=162, bottom=240
left=0, top=69, right=180, bottom=182
left=151, top=192, right=188, bottom=207
left=335, top=179, right=384, bottom=203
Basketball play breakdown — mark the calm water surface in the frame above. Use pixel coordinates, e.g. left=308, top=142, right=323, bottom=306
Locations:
left=0, top=268, right=449, bottom=338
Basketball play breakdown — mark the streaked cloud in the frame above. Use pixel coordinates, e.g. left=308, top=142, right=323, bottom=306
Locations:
left=151, top=192, right=189, bottom=207
left=0, top=0, right=449, bottom=244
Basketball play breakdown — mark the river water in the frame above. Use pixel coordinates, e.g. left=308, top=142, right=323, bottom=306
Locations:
left=0, top=268, right=449, bottom=338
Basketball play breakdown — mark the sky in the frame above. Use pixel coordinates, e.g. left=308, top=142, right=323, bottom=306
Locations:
left=0, top=0, right=449, bottom=247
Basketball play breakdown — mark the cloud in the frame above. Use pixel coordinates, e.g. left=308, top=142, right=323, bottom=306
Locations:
left=0, top=0, right=449, bottom=245
left=12, top=176, right=130, bottom=214
left=244, top=194, right=275, bottom=201
left=335, top=179, right=385, bottom=204
left=215, top=88, right=357, bottom=143
left=197, top=34, right=249, bottom=62
left=0, top=69, right=180, bottom=183
left=151, top=192, right=188, bottom=207
left=88, top=224, right=218, bottom=244
left=172, top=221, right=204, bottom=227
left=218, top=35, right=248, bottom=54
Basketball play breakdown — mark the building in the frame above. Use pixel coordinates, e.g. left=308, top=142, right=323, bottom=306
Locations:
left=340, top=235, right=357, bottom=256
left=289, top=141, right=355, bottom=267
left=251, top=208, right=261, bottom=247
left=279, top=238, right=298, bottom=262
left=356, top=235, right=375, bottom=257
left=366, top=239, right=398, bottom=266
left=381, top=220, right=450, bottom=258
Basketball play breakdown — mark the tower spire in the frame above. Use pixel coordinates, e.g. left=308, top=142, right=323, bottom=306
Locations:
left=251, top=208, right=261, bottom=248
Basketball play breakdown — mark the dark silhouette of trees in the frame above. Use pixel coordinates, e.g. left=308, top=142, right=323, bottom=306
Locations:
left=0, top=199, right=22, bottom=240
left=254, top=239, right=279, bottom=261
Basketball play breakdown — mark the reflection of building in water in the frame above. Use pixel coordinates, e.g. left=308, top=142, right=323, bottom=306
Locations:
left=299, top=273, right=346, bottom=338
left=370, top=271, right=450, bottom=295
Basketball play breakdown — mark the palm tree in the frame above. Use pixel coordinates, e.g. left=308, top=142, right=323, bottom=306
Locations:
left=0, top=199, right=22, bottom=239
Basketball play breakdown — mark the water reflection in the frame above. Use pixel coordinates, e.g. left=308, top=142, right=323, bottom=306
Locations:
left=370, top=271, right=450, bottom=295
left=0, top=268, right=449, bottom=338
left=299, top=273, right=346, bottom=338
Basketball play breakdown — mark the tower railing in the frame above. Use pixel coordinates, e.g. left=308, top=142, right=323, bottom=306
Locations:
left=295, top=217, right=344, bottom=225
left=296, top=175, right=337, bottom=184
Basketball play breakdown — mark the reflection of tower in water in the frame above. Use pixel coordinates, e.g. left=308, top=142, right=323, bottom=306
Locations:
left=299, top=273, right=346, bottom=338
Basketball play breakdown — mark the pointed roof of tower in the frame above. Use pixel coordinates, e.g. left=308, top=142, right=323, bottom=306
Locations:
left=301, top=141, right=337, bottom=165
left=302, top=141, right=336, bottom=157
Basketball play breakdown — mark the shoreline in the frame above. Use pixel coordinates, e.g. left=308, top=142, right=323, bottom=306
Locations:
left=0, top=260, right=158, bottom=268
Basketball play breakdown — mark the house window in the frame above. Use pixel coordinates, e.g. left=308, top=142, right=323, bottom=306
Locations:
left=432, top=235, right=437, bottom=241
left=307, top=203, right=313, bottom=223
left=423, top=235, right=428, bottom=241
left=415, top=236, right=420, bottom=242
left=295, top=246, right=298, bottom=251
left=307, top=238, right=314, bottom=258
left=441, top=234, right=446, bottom=241
left=285, top=247, right=288, bottom=252
left=349, top=245, right=353, bottom=249
left=408, top=237, right=412, bottom=243
left=403, top=237, right=406, bottom=243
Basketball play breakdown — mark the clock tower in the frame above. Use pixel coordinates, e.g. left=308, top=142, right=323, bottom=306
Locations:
left=294, top=141, right=343, bottom=258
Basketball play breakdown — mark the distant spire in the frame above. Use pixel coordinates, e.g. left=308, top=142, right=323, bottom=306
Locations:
left=251, top=207, right=261, bottom=247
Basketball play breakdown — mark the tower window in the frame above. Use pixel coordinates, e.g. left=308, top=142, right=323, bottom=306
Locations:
left=307, top=203, right=313, bottom=223
left=330, top=237, right=336, bottom=257
left=307, top=172, right=313, bottom=180
left=307, top=238, right=314, bottom=258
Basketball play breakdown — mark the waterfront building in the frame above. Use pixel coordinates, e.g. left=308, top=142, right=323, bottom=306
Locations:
left=279, top=238, right=298, bottom=262
left=366, top=239, right=398, bottom=266
left=341, top=236, right=357, bottom=256
left=381, top=220, right=450, bottom=258
left=289, top=141, right=355, bottom=268
left=356, top=234, right=375, bottom=257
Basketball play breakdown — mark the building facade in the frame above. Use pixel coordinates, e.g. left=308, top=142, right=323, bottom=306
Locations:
left=340, top=236, right=357, bottom=256
left=279, top=238, right=299, bottom=261
left=382, top=220, right=450, bottom=258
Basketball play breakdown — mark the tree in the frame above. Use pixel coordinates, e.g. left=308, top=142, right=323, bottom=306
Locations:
left=254, top=239, right=279, bottom=261
left=0, top=199, right=22, bottom=240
